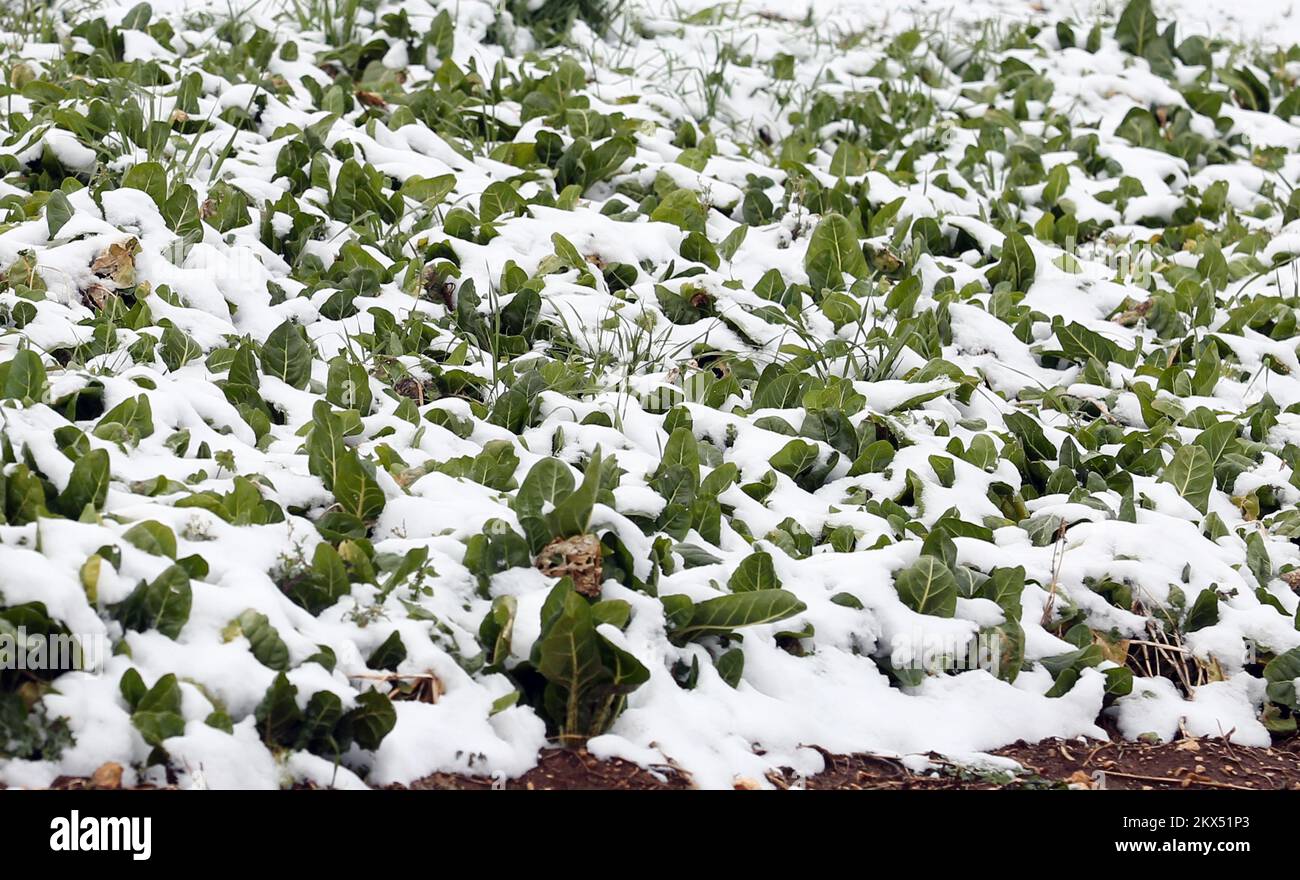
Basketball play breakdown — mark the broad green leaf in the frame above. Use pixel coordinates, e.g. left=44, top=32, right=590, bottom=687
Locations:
left=95, top=394, right=155, bottom=444
left=112, top=563, right=193, bottom=639
left=669, top=589, right=806, bottom=643
left=2, top=350, right=47, bottom=403
left=131, top=673, right=185, bottom=746
left=804, top=212, right=868, bottom=291
left=1160, top=444, right=1213, bottom=513
left=1052, top=321, right=1135, bottom=368
left=122, top=161, right=168, bottom=206
left=977, top=566, right=1025, bottom=619
left=124, top=520, right=177, bottom=558
left=262, top=320, right=313, bottom=389
left=366, top=630, right=407, bottom=671
left=545, top=448, right=603, bottom=539
left=893, top=556, right=958, bottom=618
left=516, top=457, right=576, bottom=550
left=254, top=673, right=301, bottom=746
left=650, top=188, right=706, bottom=233
left=729, top=551, right=781, bottom=592
left=326, top=356, right=372, bottom=413
left=1264, top=646, right=1300, bottom=709
left=716, top=647, right=744, bottom=688
left=990, top=230, right=1036, bottom=290
left=658, top=427, right=699, bottom=487
left=849, top=439, right=896, bottom=476
left=235, top=609, right=290, bottom=671
left=1193, top=420, right=1236, bottom=465
left=55, top=448, right=110, bottom=518
left=340, top=690, right=397, bottom=751
left=46, top=189, right=74, bottom=238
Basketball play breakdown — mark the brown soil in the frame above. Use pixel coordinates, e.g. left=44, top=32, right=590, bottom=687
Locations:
left=400, top=737, right=1300, bottom=790
left=987, top=737, right=1300, bottom=790
left=399, top=748, right=692, bottom=790
left=27, top=737, right=1300, bottom=790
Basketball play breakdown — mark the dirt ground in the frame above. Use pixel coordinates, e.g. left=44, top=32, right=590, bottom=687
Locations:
left=396, top=736, right=1300, bottom=790
left=27, top=734, right=1300, bottom=790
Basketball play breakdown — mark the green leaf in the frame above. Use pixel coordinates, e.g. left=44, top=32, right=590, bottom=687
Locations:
left=46, top=189, right=74, bottom=238
left=367, top=630, right=407, bottom=671
left=769, top=438, right=819, bottom=479
left=669, top=589, right=806, bottom=644
left=95, top=395, right=154, bottom=444
left=306, top=401, right=348, bottom=492
left=592, top=599, right=631, bottom=629
left=1193, top=420, right=1236, bottom=465
left=545, top=448, right=603, bottom=539
left=119, top=668, right=147, bottom=710
left=729, top=551, right=781, bottom=592
left=262, top=320, right=313, bottom=389
left=296, top=691, right=345, bottom=756
left=1264, top=646, right=1300, bottom=710
left=1160, top=444, right=1213, bottom=514
left=2, top=350, right=47, bottom=403
left=517, top=458, right=576, bottom=511
left=122, top=161, right=169, bottom=206
left=469, top=440, right=519, bottom=491
left=530, top=577, right=648, bottom=739
left=326, top=356, right=372, bottom=413
left=112, top=564, right=192, bottom=640
left=893, top=556, right=958, bottom=618
left=478, top=595, right=518, bottom=669
left=516, top=457, right=576, bottom=550
left=130, top=673, right=185, bottom=747
left=1246, top=531, right=1272, bottom=587
left=160, top=325, right=201, bottom=372
left=718, top=224, right=748, bottom=261
left=583, top=135, right=635, bottom=187
left=478, top=180, right=525, bottom=222
left=235, top=610, right=290, bottom=671
left=341, top=690, right=397, bottom=751
left=990, top=230, right=1036, bottom=290
left=1116, top=0, right=1158, bottom=52
left=254, top=673, right=301, bottom=746
left=536, top=590, right=606, bottom=718
left=284, top=542, right=350, bottom=614
left=55, top=448, right=110, bottom=518
left=804, top=212, right=868, bottom=291
left=716, top=647, right=744, bottom=688
left=658, top=427, right=700, bottom=487
left=333, top=452, right=386, bottom=520
left=1052, top=321, right=1135, bottom=368
left=1003, top=411, right=1057, bottom=461
left=977, top=566, right=1025, bottom=619
left=650, top=188, right=706, bottom=233
left=401, top=174, right=456, bottom=208
left=849, top=439, right=896, bottom=475
left=1184, top=589, right=1219, bottom=632
left=1042, top=164, right=1070, bottom=205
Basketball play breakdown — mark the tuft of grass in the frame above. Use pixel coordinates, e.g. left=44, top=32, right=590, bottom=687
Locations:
left=511, top=0, right=625, bottom=48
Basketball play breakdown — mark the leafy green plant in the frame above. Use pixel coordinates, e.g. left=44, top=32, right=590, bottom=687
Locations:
left=664, top=589, right=806, bottom=646
left=893, top=556, right=958, bottom=618
left=510, top=0, right=626, bottom=48
left=254, top=672, right=397, bottom=758
left=111, top=564, right=192, bottom=639
left=119, top=668, right=185, bottom=750
left=804, top=212, right=868, bottom=292
left=495, top=578, right=649, bottom=743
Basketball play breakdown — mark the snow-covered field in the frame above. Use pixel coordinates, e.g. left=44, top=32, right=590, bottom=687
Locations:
left=2, top=0, right=1300, bottom=789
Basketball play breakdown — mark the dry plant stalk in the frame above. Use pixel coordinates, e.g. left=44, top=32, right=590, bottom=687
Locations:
left=535, top=533, right=603, bottom=597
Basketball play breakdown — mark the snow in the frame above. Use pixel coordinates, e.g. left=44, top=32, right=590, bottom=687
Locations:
left=1, top=0, right=1299, bottom=789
